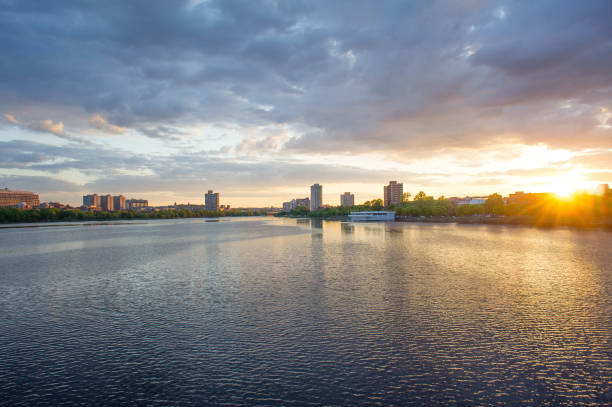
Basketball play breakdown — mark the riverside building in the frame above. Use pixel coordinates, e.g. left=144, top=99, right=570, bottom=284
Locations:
left=282, top=197, right=310, bottom=211
left=100, top=194, right=114, bottom=211
left=113, top=195, right=126, bottom=211
left=83, top=193, right=101, bottom=208
left=126, top=199, right=148, bottom=209
left=310, top=184, right=322, bottom=210
left=205, top=190, right=220, bottom=211
left=340, top=192, right=355, bottom=207
left=0, top=188, right=40, bottom=208
left=384, top=181, right=403, bottom=207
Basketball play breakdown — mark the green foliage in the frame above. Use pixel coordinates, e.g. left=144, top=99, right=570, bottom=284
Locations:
left=360, top=199, right=383, bottom=210
left=275, top=205, right=310, bottom=217
left=0, top=207, right=266, bottom=223
left=484, top=193, right=504, bottom=214
left=413, top=191, right=427, bottom=201
left=395, top=195, right=453, bottom=216
left=455, top=204, right=486, bottom=216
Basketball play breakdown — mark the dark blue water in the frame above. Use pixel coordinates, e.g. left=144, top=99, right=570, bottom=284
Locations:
left=1, top=218, right=611, bottom=405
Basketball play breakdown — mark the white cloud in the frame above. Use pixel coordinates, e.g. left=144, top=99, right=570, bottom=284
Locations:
left=89, top=114, right=125, bottom=134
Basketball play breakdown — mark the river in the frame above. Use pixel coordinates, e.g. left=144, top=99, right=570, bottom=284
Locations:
left=1, top=217, right=610, bottom=405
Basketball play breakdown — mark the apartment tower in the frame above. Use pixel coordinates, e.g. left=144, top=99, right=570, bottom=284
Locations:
left=113, top=195, right=126, bottom=211
left=100, top=194, right=114, bottom=211
left=82, top=193, right=101, bottom=208
left=205, top=190, right=220, bottom=211
left=384, top=181, right=403, bottom=207
left=340, top=192, right=354, bottom=207
left=310, top=184, right=322, bottom=211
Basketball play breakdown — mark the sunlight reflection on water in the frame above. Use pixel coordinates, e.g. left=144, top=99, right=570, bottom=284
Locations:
left=1, top=218, right=611, bottom=405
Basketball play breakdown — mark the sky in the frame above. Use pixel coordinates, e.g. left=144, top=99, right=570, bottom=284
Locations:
left=1, top=0, right=611, bottom=207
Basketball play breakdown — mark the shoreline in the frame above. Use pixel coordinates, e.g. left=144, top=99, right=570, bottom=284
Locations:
left=397, top=215, right=612, bottom=230
left=283, top=214, right=612, bottom=230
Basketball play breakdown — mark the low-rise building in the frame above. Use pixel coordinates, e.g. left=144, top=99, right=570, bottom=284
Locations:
left=0, top=188, right=40, bottom=208
left=507, top=191, right=554, bottom=205
left=282, top=197, right=310, bottom=211
left=455, top=196, right=488, bottom=206
left=40, top=202, right=69, bottom=209
left=126, top=199, right=148, bottom=209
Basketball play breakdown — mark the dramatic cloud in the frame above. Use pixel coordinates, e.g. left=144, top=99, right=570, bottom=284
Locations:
left=0, top=1, right=610, bottom=204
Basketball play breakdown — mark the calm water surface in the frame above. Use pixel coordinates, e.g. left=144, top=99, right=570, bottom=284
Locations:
left=1, top=218, right=611, bottom=405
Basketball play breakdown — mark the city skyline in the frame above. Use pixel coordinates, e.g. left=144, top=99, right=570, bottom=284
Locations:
left=1, top=1, right=611, bottom=207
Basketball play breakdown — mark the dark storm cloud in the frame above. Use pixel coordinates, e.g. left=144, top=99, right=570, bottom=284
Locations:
left=1, top=0, right=610, bottom=150
left=1, top=0, right=611, bottom=205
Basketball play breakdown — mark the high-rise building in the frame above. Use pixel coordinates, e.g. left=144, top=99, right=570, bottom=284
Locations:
left=83, top=193, right=101, bottom=208
left=340, top=192, right=355, bottom=207
left=100, top=194, right=114, bottom=211
left=384, top=181, right=403, bottom=207
left=205, top=190, right=220, bottom=211
left=113, top=195, right=126, bottom=211
left=310, top=184, right=322, bottom=210
left=0, top=188, right=40, bottom=208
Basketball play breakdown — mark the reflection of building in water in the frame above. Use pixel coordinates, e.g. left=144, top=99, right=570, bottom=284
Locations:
left=341, top=222, right=354, bottom=234
left=340, top=192, right=354, bottom=207
left=310, top=218, right=323, bottom=229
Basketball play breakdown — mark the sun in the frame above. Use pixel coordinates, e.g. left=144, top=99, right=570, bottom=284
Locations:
left=544, top=173, right=585, bottom=198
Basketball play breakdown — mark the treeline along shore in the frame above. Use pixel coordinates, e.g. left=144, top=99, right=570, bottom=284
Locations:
left=276, top=191, right=612, bottom=230
left=0, top=207, right=266, bottom=223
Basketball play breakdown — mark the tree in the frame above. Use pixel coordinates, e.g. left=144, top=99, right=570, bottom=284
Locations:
left=414, top=191, right=427, bottom=201
left=484, top=193, right=504, bottom=214
left=402, top=192, right=411, bottom=202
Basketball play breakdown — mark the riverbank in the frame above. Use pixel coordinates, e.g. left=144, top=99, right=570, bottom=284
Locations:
left=0, top=207, right=267, bottom=224
left=396, top=215, right=612, bottom=229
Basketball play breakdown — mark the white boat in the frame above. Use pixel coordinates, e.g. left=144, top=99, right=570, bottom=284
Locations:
left=348, top=211, right=395, bottom=221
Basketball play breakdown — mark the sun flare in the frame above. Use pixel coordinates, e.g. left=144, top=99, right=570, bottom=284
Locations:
left=544, top=173, right=585, bottom=197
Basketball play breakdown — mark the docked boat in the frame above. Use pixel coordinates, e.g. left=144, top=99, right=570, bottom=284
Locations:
left=348, top=211, right=396, bottom=221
